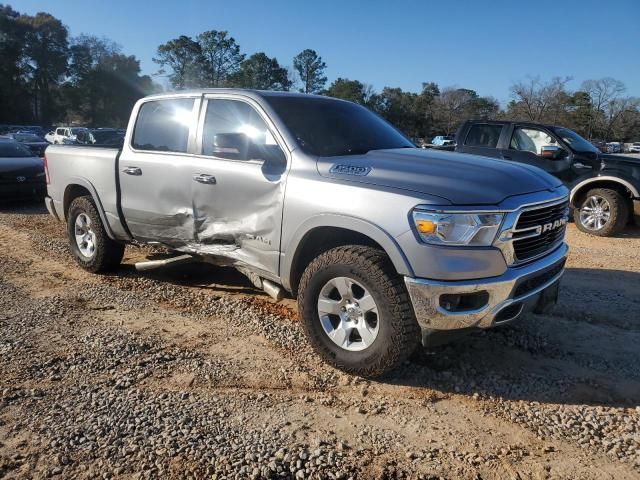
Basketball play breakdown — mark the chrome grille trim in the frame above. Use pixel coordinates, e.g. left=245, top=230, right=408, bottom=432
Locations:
left=494, top=196, right=569, bottom=265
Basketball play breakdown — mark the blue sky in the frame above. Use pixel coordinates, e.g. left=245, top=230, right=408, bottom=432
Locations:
left=15, top=0, right=640, bottom=103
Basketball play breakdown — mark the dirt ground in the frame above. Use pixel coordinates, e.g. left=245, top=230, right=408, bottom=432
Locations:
left=0, top=201, right=638, bottom=480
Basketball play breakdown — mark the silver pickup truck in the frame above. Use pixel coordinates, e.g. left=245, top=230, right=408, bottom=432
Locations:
left=45, top=90, right=569, bottom=377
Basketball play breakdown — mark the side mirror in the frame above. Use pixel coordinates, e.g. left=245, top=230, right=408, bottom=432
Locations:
left=212, top=132, right=286, bottom=166
left=540, top=145, right=566, bottom=160
left=212, top=132, right=249, bottom=159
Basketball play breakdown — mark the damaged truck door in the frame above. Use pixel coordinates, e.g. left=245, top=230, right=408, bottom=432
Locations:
left=188, top=96, right=288, bottom=274
left=121, top=94, right=288, bottom=274
left=121, top=96, right=199, bottom=245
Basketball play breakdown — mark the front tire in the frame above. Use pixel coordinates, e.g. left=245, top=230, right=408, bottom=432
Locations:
left=67, top=196, right=124, bottom=272
left=298, top=245, right=420, bottom=377
left=574, top=188, right=628, bottom=237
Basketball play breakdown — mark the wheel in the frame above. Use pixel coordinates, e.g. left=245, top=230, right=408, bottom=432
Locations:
left=573, top=188, right=628, bottom=237
left=298, top=245, right=420, bottom=377
left=67, top=196, right=124, bottom=272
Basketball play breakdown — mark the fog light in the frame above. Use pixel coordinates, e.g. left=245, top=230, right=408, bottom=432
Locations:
left=439, top=291, right=489, bottom=312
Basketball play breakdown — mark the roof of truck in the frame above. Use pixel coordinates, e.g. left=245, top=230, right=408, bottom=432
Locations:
left=142, top=89, right=336, bottom=103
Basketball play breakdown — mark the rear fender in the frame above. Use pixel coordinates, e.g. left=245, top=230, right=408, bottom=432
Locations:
left=64, top=177, right=118, bottom=240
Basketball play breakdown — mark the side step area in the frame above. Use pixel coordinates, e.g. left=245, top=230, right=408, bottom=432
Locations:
left=134, top=254, right=196, bottom=272
left=134, top=254, right=284, bottom=302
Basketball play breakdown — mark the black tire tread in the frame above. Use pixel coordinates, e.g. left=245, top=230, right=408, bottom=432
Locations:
left=574, top=187, right=629, bottom=237
left=67, top=196, right=124, bottom=273
left=298, top=245, right=420, bottom=377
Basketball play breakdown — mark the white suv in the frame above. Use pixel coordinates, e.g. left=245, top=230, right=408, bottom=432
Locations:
left=50, top=127, right=87, bottom=144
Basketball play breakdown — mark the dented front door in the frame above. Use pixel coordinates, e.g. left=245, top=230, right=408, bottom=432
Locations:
left=186, top=96, right=289, bottom=275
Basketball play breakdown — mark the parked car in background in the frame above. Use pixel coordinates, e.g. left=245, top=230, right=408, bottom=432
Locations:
left=592, top=140, right=607, bottom=153
left=454, top=120, right=640, bottom=236
left=74, top=128, right=125, bottom=147
left=606, top=142, right=622, bottom=153
left=0, top=138, right=46, bottom=200
left=50, top=127, right=88, bottom=144
left=628, top=142, right=640, bottom=153
left=4, top=132, right=49, bottom=157
left=45, top=90, right=569, bottom=377
left=431, top=135, right=455, bottom=146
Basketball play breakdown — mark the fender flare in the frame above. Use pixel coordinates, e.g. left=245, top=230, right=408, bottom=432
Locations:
left=63, top=176, right=117, bottom=240
left=569, top=175, right=640, bottom=205
left=281, top=214, right=414, bottom=291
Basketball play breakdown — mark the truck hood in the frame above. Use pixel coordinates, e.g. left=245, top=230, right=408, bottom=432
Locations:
left=317, top=148, right=562, bottom=205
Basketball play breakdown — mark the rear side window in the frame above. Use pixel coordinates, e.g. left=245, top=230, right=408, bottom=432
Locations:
left=56, top=128, right=65, bottom=135
left=464, top=124, right=503, bottom=148
left=132, top=98, right=194, bottom=153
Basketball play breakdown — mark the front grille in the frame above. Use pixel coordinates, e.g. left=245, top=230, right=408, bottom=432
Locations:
left=513, top=201, right=568, bottom=262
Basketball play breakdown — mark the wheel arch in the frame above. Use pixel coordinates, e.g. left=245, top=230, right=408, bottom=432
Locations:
left=570, top=176, right=639, bottom=207
left=63, top=178, right=116, bottom=240
left=282, top=215, right=414, bottom=295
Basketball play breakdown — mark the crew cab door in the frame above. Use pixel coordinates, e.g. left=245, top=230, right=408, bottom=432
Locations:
left=499, top=125, right=574, bottom=181
left=186, top=95, right=289, bottom=274
left=118, top=95, right=200, bottom=246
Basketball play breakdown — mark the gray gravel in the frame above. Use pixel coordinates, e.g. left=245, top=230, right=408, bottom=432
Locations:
left=1, top=202, right=639, bottom=478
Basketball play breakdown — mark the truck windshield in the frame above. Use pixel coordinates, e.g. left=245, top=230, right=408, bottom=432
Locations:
left=264, top=96, right=414, bottom=157
left=551, top=127, right=599, bottom=154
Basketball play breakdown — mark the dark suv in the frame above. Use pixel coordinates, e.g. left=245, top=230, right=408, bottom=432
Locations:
left=455, top=120, right=640, bottom=236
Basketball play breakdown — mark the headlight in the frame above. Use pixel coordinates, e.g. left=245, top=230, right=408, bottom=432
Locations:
left=412, top=210, right=503, bottom=246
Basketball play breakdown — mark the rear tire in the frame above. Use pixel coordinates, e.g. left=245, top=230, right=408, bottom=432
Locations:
left=298, top=245, right=420, bottom=377
left=67, top=196, right=124, bottom=273
left=574, top=188, right=628, bottom=237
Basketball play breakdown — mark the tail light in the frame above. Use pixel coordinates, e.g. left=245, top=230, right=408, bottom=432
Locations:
left=43, top=153, right=50, bottom=184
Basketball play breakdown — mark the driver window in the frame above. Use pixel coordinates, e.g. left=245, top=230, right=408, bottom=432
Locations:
left=510, top=127, right=556, bottom=155
left=202, top=99, right=278, bottom=161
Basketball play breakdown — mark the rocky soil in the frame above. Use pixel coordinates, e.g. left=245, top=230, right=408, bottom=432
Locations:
left=0, top=201, right=639, bottom=479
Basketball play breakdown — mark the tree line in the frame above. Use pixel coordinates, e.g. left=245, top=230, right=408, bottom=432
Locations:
left=2, top=3, right=639, bottom=142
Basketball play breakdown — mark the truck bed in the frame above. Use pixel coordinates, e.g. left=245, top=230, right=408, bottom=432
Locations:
left=45, top=145, right=129, bottom=239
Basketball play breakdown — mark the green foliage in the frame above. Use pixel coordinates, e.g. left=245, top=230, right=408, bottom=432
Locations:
left=293, top=49, right=327, bottom=94
left=0, top=4, right=157, bottom=126
left=325, top=78, right=368, bottom=104
left=153, top=35, right=203, bottom=89
left=228, top=52, right=291, bottom=91
left=196, top=30, right=244, bottom=87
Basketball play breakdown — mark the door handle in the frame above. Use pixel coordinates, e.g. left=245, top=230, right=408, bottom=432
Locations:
left=123, top=166, right=142, bottom=176
left=573, top=162, right=592, bottom=170
left=193, top=173, right=217, bottom=185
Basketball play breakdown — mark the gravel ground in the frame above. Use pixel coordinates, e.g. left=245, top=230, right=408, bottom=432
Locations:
left=0, top=201, right=639, bottom=479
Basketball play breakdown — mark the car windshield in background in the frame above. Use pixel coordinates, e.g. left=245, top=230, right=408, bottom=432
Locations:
left=552, top=127, right=599, bottom=153
left=0, top=142, right=35, bottom=158
left=15, top=133, right=43, bottom=142
left=264, top=96, right=414, bottom=156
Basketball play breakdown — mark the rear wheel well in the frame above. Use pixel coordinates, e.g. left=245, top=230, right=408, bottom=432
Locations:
left=63, top=185, right=92, bottom=221
left=289, top=227, right=387, bottom=295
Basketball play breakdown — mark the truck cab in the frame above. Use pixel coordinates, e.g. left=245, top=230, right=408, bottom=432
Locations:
left=455, top=120, right=640, bottom=236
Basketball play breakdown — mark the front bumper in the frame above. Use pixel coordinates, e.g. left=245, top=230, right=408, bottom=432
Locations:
left=405, top=242, right=568, bottom=332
